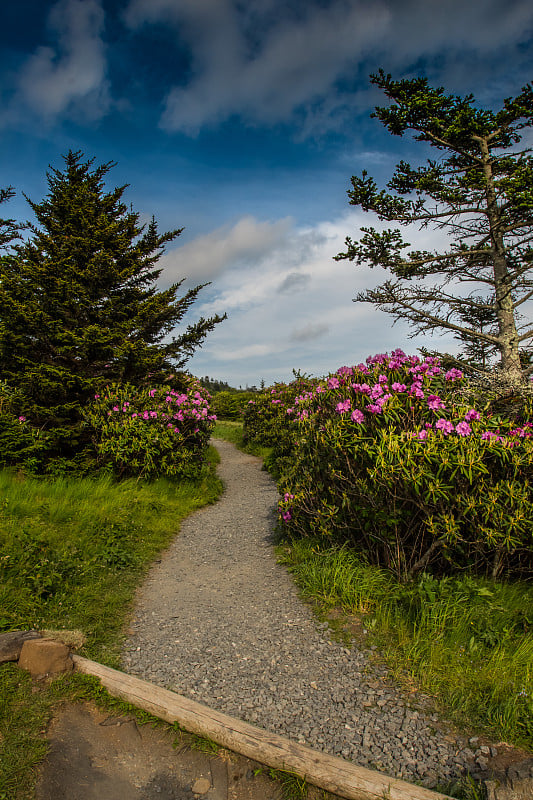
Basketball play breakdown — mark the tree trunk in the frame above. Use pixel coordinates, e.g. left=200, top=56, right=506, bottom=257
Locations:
left=478, top=136, right=523, bottom=385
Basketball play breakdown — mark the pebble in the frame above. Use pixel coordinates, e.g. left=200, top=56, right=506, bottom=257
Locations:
left=121, top=439, right=493, bottom=788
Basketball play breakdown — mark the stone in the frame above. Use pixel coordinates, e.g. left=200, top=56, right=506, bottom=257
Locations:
left=18, top=638, right=72, bottom=677
left=485, top=777, right=533, bottom=800
left=0, top=630, right=41, bottom=663
left=191, top=777, right=212, bottom=795
left=484, top=762, right=533, bottom=800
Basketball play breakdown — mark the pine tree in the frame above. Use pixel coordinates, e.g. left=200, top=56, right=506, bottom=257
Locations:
left=0, top=185, right=19, bottom=249
left=0, top=151, right=225, bottom=459
left=336, top=72, right=533, bottom=386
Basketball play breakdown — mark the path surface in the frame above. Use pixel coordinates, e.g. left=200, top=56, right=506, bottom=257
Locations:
left=122, top=440, right=491, bottom=788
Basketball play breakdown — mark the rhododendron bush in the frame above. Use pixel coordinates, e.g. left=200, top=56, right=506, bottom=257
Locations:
left=246, top=351, right=533, bottom=580
left=243, top=375, right=319, bottom=475
left=83, top=376, right=216, bottom=480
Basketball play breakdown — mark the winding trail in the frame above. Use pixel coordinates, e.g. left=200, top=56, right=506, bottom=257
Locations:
left=122, top=440, right=484, bottom=788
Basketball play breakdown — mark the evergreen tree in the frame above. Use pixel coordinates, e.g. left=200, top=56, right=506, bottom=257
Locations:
left=336, top=72, right=533, bottom=386
left=0, top=151, right=225, bottom=458
left=0, top=185, right=19, bottom=249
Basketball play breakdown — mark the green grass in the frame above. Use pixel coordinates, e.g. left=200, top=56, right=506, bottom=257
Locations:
left=278, top=539, right=533, bottom=752
left=0, top=449, right=224, bottom=797
left=0, top=447, right=222, bottom=662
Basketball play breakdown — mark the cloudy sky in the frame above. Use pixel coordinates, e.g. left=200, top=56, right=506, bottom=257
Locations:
left=1, top=1, right=532, bottom=386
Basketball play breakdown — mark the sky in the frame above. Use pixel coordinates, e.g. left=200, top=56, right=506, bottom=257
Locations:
left=0, top=0, right=532, bottom=387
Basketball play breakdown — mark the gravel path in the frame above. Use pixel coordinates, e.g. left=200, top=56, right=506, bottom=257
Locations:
left=122, top=439, right=491, bottom=788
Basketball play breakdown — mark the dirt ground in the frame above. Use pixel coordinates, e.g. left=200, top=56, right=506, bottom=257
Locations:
left=36, top=701, right=289, bottom=800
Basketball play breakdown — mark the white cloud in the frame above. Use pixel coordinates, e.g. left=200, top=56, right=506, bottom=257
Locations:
left=125, top=0, right=390, bottom=133
left=186, top=208, right=462, bottom=385
left=159, top=215, right=293, bottom=283
left=290, top=322, right=329, bottom=342
left=123, top=0, right=533, bottom=135
left=278, top=272, right=311, bottom=294
left=15, top=0, right=109, bottom=121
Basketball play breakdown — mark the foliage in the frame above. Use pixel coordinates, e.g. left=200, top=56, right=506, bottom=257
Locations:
left=243, top=374, right=319, bottom=475
left=0, top=151, right=225, bottom=465
left=279, top=539, right=533, bottom=749
left=210, top=389, right=257, bottom=420
left=246, top=351, right=533, bottom=579
left=336, top=71, right=533, bottom=386
left=82, top=375, right=216, bottom=480
left=0, top=185, right=19, bottom=250
left=0, top=381, right=51, bottom=471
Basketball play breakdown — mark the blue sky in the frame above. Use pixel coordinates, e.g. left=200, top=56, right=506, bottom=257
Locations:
left=1, top=0, right=532, bottom=387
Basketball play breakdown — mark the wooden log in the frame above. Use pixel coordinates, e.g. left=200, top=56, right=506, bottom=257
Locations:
left=72, top=654, right=453, bottom=800
left=0, top=630, right=41, bottom=663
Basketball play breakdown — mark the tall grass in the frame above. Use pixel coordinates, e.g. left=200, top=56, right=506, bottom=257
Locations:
left=0, top=448, right=223, bottom=662
left=0, top=450, right=223, bottom=798
left=278, top=539, right=533, bottom=750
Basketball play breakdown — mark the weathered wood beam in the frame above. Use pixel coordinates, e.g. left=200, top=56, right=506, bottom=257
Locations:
left=72, top=654, right=453, bottom=800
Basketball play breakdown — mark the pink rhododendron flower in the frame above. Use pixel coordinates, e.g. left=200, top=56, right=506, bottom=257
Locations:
left=336, top=400, right=351, bottom=413
left=455, top=421, right=471, bottom=436
left=371, top=384, right=384, bottom=398
left=327, top=377, right=340, bottom=389
left=445, top=368, right=463, bottom=381
left=366, top=403, right=383, bottom=414
left=427, top=395, right=446, bottom=411
left=417, top=430, right=429, bottom=440
left=391, top=382, right=407, bottom=392
left=464, top=409, right=480, bottom=422
left=351, top=409, right=365, bottom=423
left=435, top=418, right=454, bottom=434
left=18, top=416, right=26, bottom=422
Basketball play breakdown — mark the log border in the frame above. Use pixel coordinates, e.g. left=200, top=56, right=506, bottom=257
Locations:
left=72, top=654, right=453, bottom=800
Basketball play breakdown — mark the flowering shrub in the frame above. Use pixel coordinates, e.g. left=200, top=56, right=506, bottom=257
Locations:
left=83, top=376, right=216, bottom=480
left=243, top=375, right=319, bottom=475
left=273, top=350, right=533, bottom=580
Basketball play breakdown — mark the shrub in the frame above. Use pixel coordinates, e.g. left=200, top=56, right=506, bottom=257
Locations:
left=243, top=375, right=319, bottom=473
left=211, top=390, right=256, bottom=420
left=82, top=376, right=216, bottom=480
left=276, top=350, right=533, bottom=580
left=0, top=381, right=50, bottom=472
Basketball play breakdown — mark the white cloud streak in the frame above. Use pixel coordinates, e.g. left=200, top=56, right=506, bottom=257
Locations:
left=183, top=209, right=461, bottom=384
left=124, top=0, right=533, bottom=134
left=14, top=0, right=109, bottom=122
left=159, top=215, right=294, bottom=283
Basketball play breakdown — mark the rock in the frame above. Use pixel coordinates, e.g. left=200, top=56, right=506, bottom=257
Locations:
left=191, top=777, right=211, bottom=795
left=484, top=760, right=533, bottom=800
left=18, top=638, right=72, bottom=677
left=0, top=630, right=41, bottom=663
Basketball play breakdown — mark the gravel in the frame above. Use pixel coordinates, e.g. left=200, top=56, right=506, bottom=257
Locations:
left=122, top=439, right=490, bottom=788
